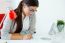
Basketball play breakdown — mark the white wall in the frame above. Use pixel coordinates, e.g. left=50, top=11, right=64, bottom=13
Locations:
left=0, top=0, right=10, bottom=13
left=36, top=0, right=65, bottom=35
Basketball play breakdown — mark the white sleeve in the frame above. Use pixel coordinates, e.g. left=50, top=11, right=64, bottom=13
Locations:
left=1, top=15, right=12, bottom=40
left=28, top=14, right=36, bottom=34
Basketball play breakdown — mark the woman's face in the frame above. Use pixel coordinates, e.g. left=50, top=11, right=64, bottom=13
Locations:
left=22, top=4, right=37, bottom=16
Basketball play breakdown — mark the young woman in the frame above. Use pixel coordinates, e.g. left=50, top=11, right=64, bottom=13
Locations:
left=1, top=0, right=39, bottom=40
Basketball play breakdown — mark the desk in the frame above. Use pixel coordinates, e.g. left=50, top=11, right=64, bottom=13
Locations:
left=1, top=40, right=51, bottom=43
left=0, top=33, right=52, bottom=43
left=32, top=33, right=65, bottom=43
left=1, top=33, right=65, bottom=43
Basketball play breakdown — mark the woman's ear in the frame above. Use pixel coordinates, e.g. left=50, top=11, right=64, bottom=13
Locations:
left=9, top=10, right=17, bottom=20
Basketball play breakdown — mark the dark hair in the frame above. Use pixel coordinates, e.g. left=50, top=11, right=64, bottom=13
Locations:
left=14, top=0, right=39, bottom=33
left=23, top=0, right=39, bottom=7
left=57, top=20, right=65, bottom=26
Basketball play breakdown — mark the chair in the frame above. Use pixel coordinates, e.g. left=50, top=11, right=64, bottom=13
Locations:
left=0, top=14, right=5, bottom=29
left=0, top=14, right=5, bottom=39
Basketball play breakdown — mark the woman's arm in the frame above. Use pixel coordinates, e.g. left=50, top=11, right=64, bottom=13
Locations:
left=1, top=15, right=13, bottom=40
left=28, top=13, right=36, bottom=34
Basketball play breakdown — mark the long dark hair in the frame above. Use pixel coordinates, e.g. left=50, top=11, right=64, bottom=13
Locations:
left=14, top=0, right=39, bottom=33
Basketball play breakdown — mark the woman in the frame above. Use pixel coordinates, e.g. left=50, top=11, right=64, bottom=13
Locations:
left=1, top=0, right=39, bottom=40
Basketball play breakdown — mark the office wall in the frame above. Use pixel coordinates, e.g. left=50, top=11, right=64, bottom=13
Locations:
left=36, top=0, right=65, bottom=35
left=0, top=0, right=10, bottom=13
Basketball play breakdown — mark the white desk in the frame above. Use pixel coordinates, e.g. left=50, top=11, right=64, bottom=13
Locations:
left=1, top=33, right=65, bottom=43
left=32, top=33, right=65, bottom=43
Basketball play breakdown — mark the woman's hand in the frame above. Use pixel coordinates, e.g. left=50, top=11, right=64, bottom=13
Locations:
left=23, top=34, right=32, bottom=40
left=11, top=33, right=23, bottom=40
left=11, top=33, right=32, bottom=40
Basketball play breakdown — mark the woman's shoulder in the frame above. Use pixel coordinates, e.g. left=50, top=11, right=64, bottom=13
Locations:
left=4, top=10, right=16, bottom=23
left=9, top=10, right=17, bottom=20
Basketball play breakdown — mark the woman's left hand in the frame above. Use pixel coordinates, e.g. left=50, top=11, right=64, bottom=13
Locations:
left=23, top=34, right=32, bottom=40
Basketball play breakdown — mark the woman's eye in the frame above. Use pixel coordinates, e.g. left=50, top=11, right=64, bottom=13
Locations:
left=30, top=10, right=34, bottom=12
left=30, top=9, right=37, bottom=12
